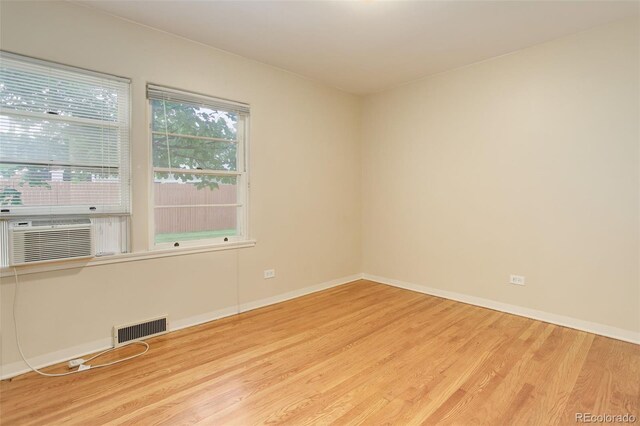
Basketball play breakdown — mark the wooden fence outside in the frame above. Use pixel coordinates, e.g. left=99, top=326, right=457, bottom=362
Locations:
left=0, top=179, right=237, bottom=233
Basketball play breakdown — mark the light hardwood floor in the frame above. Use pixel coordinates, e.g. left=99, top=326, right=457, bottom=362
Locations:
left=1, top=280, right=639, bottom=425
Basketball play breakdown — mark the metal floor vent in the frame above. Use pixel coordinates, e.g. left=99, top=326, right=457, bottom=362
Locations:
left=113, top=316, right=168, bottom=347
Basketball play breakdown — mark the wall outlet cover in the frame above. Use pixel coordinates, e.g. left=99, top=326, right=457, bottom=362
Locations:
left=510, top=275, right=525, bottom=286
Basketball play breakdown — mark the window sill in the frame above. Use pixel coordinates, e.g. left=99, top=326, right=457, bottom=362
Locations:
left=0, top=239, right=256, bottom=278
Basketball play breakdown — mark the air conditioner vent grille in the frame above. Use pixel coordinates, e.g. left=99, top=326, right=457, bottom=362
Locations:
left=10, top=225, right=93, bottom=265
left=114, top=317, right=168, bottom=346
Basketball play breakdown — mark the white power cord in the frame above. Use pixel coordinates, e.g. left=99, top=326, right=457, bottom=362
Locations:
left=12, top=268, right=149, bottom=377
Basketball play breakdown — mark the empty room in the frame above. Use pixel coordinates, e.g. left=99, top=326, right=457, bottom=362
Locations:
left=0, top=0, right=638, bottom=424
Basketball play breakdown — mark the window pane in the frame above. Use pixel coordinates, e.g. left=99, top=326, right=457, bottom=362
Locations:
left=152, top=134, right=236, bottom=171
left=154, top=172, right=237, bottom=200
left=0, top=164, right=122, bottom=208
left=149, top=85, right=248, bottom=247
left=0, top=53, right=130, bottom=215
left=0, top=63, right=122, bottom=122
left=153, top=173, right=238, bottom=243
left=154, top=206, right=239, bottom=244
left=0, top=114, right=120, bottom=167
left=151, top=99, right=237, bottom=141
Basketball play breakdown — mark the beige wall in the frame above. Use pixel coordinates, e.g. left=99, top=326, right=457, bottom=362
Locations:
left=0, top=1, right=362, bottom=367
left=362, top=18, right=639, bottom=333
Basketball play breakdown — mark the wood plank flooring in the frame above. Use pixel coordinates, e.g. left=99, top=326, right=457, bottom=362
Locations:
left=1, top=280, right=639, bottom=425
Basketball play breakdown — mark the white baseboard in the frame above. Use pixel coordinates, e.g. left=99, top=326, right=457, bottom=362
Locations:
left=170, top=306, right=240, bottom=332
left=1, top=273, right=363, bottom=380
left=363, top=273, right=640, bottom=345
left=1, top=338, right=113, bottom=381
left=238, top=273, right=364, bottom=313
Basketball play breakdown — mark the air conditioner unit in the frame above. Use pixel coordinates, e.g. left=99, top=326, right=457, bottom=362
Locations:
left=9, top=218, right=94, bottom=266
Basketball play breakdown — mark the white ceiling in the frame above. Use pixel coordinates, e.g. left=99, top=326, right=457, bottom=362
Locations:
left=79, top=1, right=638, bottom=94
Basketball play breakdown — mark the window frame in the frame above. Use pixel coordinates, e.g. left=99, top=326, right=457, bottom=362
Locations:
left=146, top=84, right=250, bottom=250
left=0, top=51, right=132, bottom=217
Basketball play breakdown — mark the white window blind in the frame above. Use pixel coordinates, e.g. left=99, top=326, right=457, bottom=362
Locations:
left=0, top=51, right=131, bottom=216
left=147, top=84, right=249, bottom=247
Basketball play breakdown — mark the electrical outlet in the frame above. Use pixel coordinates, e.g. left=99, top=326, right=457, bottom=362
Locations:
left=509, top=274, right=525, bottom=286
left=264, top=269, right=276, bottom=279
left=68, top=358, right=85, bottom=368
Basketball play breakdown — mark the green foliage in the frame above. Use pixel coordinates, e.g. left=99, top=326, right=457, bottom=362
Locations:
left=0, top=164, right=51, bottom=206
left=0, top=188, right=22, bottom=206
left=151, top=99, right=239, bottom=190
left=0, top=66, right=120, bottom=120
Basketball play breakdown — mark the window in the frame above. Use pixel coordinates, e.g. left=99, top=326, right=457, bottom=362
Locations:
left=0, top=52, right=131, bottom=267
left=147, top=85, right=249, bottom=247
left=0, top=52, right=131, bottom=216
